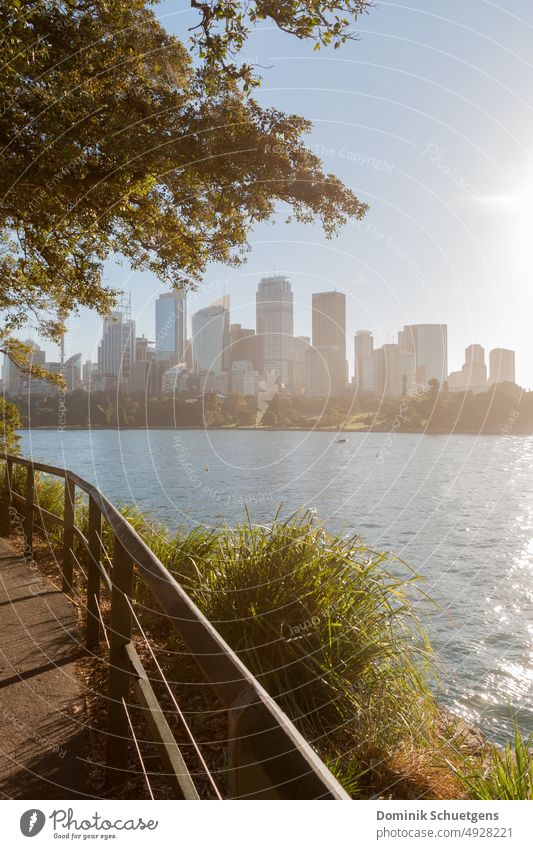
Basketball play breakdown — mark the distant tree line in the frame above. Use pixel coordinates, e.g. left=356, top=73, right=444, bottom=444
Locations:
left=10, top=382, right=533, bottom=434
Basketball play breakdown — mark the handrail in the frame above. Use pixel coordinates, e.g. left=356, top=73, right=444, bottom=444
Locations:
left=0, top=452, right=349, bottom=800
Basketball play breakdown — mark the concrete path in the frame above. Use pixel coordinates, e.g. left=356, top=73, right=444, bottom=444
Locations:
left=0, top=538, right=92, bottom=798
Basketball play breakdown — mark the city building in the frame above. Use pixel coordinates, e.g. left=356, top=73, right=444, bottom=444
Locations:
left=82, top=360, right=98, bottom=385
left=489, top=348, right=515, bottom=386
left=305, top=346, right=348, bottom=398
left=398, top=324, right=448, bottom=387
left=231, top=360, right=260, bottom=396
left=447, top=344, right=487, bottom=393
left=155, top=290, right=186, bottom=365
left=229, top=324, right=258, bottom=369
left=354, top=330, right=373, bottom=393
left=191, top=300, right=229, bottom=374
left=256, top=276, right=293, bottom=387
left=372, top=344, right=416, bottom=398
left=291, top=336, right=311, bottom=391
left=311, top=291, right=347, bottom=396
left=97, top=308, right=136, bottom=385
left=162, top=363, right=188, bottom=394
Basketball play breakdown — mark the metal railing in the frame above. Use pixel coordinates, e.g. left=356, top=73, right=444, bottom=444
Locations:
left=0, top=453, right=349, bottom=800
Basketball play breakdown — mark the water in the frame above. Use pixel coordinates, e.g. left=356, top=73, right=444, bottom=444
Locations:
left=20, top=428, right=533, bottom=745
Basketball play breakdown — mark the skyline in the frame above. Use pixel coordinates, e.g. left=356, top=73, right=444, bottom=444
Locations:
left=12, top=276, right=519, bottom=391
left=4, top=277, right=518, bottom=401
left=13, top=0, right=533, bottom=387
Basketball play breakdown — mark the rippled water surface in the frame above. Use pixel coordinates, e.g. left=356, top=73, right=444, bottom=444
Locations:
left=21, top=428, right=533, bottom=744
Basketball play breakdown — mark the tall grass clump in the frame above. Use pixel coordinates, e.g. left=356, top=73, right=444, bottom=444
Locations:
left=459, top=726, right=533, bottom=800
left=161, top=512, right=438, bottom=771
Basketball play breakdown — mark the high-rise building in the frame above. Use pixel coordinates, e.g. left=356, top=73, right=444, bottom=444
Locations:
left=354, top=330, right=373, bottom=393
left=291, top=336, right=311, bottom=391
left=155, top=290, right=186, bottom=365
left=256, top=276, right=293, bottom=386
left=489, top=348, right=515, bottom=385
left=97, top=309, right=136, bottom=384
left=448, top=344, right=487, bottom=393
left=398, top=324, right=448, bottom=387
left=372, top=344, right=416, bottom=398
left=229, top=324, right=257, bottom=369
left=191, top=301, right=229, bottom=374
left=311, top=291, right=347, bottom=396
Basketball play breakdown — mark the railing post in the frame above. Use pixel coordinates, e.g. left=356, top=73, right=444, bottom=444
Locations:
left=1, top=456, right=13, bottom=537
left=62, top=475, right=75, bottom=592
left=228, top=703, right=279, bottom=800
left=24, top=463, right=34, bottom=559
left=106, top=535, right=133, bottom=787
left=86, top=496, right=102, bottom=649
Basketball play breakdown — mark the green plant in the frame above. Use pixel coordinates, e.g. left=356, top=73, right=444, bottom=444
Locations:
left=459, top=726, right=533, bottom=800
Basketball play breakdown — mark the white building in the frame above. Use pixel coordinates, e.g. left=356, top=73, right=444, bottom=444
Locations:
left=448, top=344, right=487, bottom=393
left=373, top=344, right=416, bottom=398
left=256, top=276, right=293, bottom=387
left=191, top=300, right=229, bottom=374
left=231, top=360, right=260, bottom=396
left=489, top=348, right=515, bottom=385
left=354, top=330, right=373, bottom=394
left=398, top=324, right=448, bottom=387
left=97, top=311, right=136, bottom=384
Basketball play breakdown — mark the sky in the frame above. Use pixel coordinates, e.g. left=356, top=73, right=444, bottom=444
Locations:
left=28, top=0, right=533, bottom=386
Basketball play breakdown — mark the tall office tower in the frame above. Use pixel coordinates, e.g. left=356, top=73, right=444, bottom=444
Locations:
left=372, top=344, right=416, bottom=398
left=464, top=344, right=487, bottom=388
left=291, top=336, right=311, bottom=391
left=229, top=324, right=257, bottom=368
left=256, top=276, right=293, bottom=386
left=97, top=308, right=136, bottom=383
left=311, top=291, right=347, bottom=396
left=155, top=290, right=187, bottom=365
left=489, top=348, right=516, bottom=385
left=191, top=301, right=229, bottom=374
left=354, top=330, right=373, bottom=392
left=398, top=324, right=448, bottom=387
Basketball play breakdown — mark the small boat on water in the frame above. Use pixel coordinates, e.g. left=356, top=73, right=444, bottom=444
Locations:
left=335, top=437, right=347, bottom=443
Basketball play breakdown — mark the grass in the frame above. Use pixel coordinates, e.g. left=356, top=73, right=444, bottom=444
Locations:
left=3, top=463, right=531, bottom=798
left=457, top=726, right=533, bottom=800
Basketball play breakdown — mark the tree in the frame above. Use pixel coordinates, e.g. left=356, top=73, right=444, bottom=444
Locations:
left=0, top=0, right=370, bottom=366
left=0, top=398, right=21, bottom=455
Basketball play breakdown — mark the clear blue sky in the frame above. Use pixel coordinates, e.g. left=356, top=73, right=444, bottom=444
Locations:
left=36, top=0, right=533, bottom=386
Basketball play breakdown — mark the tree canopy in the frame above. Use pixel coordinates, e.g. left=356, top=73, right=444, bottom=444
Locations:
left=0, top=0, right=370, bottom=365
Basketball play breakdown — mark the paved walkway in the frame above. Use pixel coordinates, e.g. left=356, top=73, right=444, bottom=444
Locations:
left=0, top=538, right=92, bottom=798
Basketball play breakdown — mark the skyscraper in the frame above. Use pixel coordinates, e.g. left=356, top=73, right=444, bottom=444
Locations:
left=447, top=344, right=487, bottom=393
left=398, top=324, right=448, bottom=387
left=310, top=291, right=347, bottom=397
left=354, top=330, right=373, bottom=393
left=191, top=302, right=228, bottom=374
left=155, top=290, right=186, bottom=365
left=489, top=348, right=515, bottom=385
left=97, top=309, right=136, bottom=383
left=256, top=276, right=293, bottom=386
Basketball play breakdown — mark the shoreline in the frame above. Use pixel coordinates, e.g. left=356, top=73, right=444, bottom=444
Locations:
left=18, top=425, right=533, bottom=436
